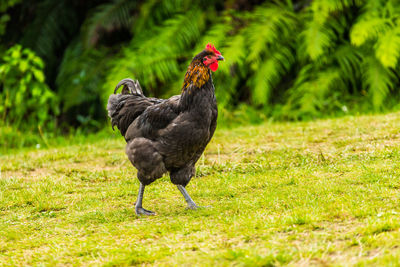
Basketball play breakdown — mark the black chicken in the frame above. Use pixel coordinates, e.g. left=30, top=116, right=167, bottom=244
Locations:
left=107, top=44, right=224, bottom=215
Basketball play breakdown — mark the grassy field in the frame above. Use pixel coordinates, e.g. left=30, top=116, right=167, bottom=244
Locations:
left=1, top=112, right=400, bottom=266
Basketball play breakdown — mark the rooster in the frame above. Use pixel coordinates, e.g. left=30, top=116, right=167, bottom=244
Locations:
left=107, top=44, right=224, bottom=215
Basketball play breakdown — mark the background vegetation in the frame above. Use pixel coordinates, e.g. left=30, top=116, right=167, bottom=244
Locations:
left=1, top=0, right=400, bottom=148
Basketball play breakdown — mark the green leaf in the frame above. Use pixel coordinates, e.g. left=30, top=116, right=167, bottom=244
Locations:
left=32, top=69, right=45, bottom=82
left=10, top=45, right=21, bottom=58
left=19, top=60, right=28, bottom=72
left=32, top=56, right=44, bottom=69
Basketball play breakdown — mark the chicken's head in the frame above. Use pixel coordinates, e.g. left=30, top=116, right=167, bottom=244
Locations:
left=202, top=43, right=224, bottom=72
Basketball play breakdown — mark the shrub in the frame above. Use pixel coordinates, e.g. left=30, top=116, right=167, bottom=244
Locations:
left=0, top=44, right=58, bottom=129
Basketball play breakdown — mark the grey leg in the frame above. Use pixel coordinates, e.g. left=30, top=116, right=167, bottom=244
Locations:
left=177, top=185, right=199, bottom=210
left=135, top=183, right=155, bottom=215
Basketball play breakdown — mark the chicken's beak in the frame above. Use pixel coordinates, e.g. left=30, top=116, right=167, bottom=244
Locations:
left=217, top=55, right=224, bottom=61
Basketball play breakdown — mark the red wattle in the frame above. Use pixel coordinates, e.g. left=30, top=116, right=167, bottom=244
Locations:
left=210, top=62, right=218, bottom=72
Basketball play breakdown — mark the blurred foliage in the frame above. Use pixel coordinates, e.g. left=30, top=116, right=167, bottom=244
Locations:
left=0, top=45, right=58, bottom=128
left=1, top=0, right=400, bottom=135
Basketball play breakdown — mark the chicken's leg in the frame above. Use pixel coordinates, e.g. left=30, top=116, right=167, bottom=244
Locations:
left=177, top=185, right=200, bottom=210
left=135, top=183, right=155, bottom=215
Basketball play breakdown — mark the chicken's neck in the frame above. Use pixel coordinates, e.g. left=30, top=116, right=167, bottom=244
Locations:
left=179, top=62, right=216, bottom=114
left=181, top=61, right=211, bottom=91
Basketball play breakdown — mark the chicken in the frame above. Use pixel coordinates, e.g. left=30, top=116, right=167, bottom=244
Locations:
left=107, top=44, right=224, bottom=215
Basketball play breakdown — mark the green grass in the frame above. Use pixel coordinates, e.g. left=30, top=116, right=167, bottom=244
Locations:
left=1, top=112, right=400, bottom=266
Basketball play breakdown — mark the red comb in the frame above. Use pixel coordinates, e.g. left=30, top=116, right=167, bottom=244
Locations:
left=206, top=43, right=221, bottom=55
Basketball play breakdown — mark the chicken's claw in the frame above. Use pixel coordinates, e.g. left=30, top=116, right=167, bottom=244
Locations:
left=186, top=204, right=211, bottom=210
left=135, top=207, right=156, bottom=216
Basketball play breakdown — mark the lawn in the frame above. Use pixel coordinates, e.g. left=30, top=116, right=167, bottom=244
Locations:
left=1, top=112, right=400, bottom=266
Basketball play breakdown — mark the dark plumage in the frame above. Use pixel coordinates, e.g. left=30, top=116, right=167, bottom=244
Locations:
left=107, top=44, right=224, bottom=215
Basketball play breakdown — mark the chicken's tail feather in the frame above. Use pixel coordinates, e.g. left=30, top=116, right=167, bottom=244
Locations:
left=108, top=78, right=160, bottom=136
left=114, top=78, right=143, bottom=95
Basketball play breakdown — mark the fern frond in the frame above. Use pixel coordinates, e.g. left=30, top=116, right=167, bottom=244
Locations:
left=350, top=17, right=391, bottom=46
left=302, top=69, right=343, bottom=113
left=18, top=0, right=80, bottom=86
left=286, top=66, right=344, bottom=118
left=133, top=9, right=203, bottom=54
left=246, top=4, right=297, bottom=64
left=362, top=56, right=396, bottom=109
left=218, top=30, right=247, bottom=76
left=374, top=27, right=400, bottom=68
left=21, top=0, right=78, bottom=61
left=56, top=40, right=110, bottom=112
left=81, top=0, right=136, bottom=48
left=300, top=18, right=337, bottom=61
left=311, top=0, right=363, bottom=23
left=300, top=0, right=361, bottom=61
left=195, top=18, right=232, bottom=54
left=162, top=11, right=204, bottom=51
left=104, top=9, right=204, bottom=98
left=334, top=44, right=362, bottom=74
left=333, top=44, right=363, bottom=89
left=251, top=47, right=295, bottom=105
left=133, top=0, right=191, bottom=35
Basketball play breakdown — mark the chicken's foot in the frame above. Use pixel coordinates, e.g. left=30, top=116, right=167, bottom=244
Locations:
left=177, top=185, right=201, bottom=210
left=135, top=183, right=155, bottom=215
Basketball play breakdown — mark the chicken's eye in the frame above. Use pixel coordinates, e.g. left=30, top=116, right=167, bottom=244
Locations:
left=203, top=56, right=214, bottom=66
